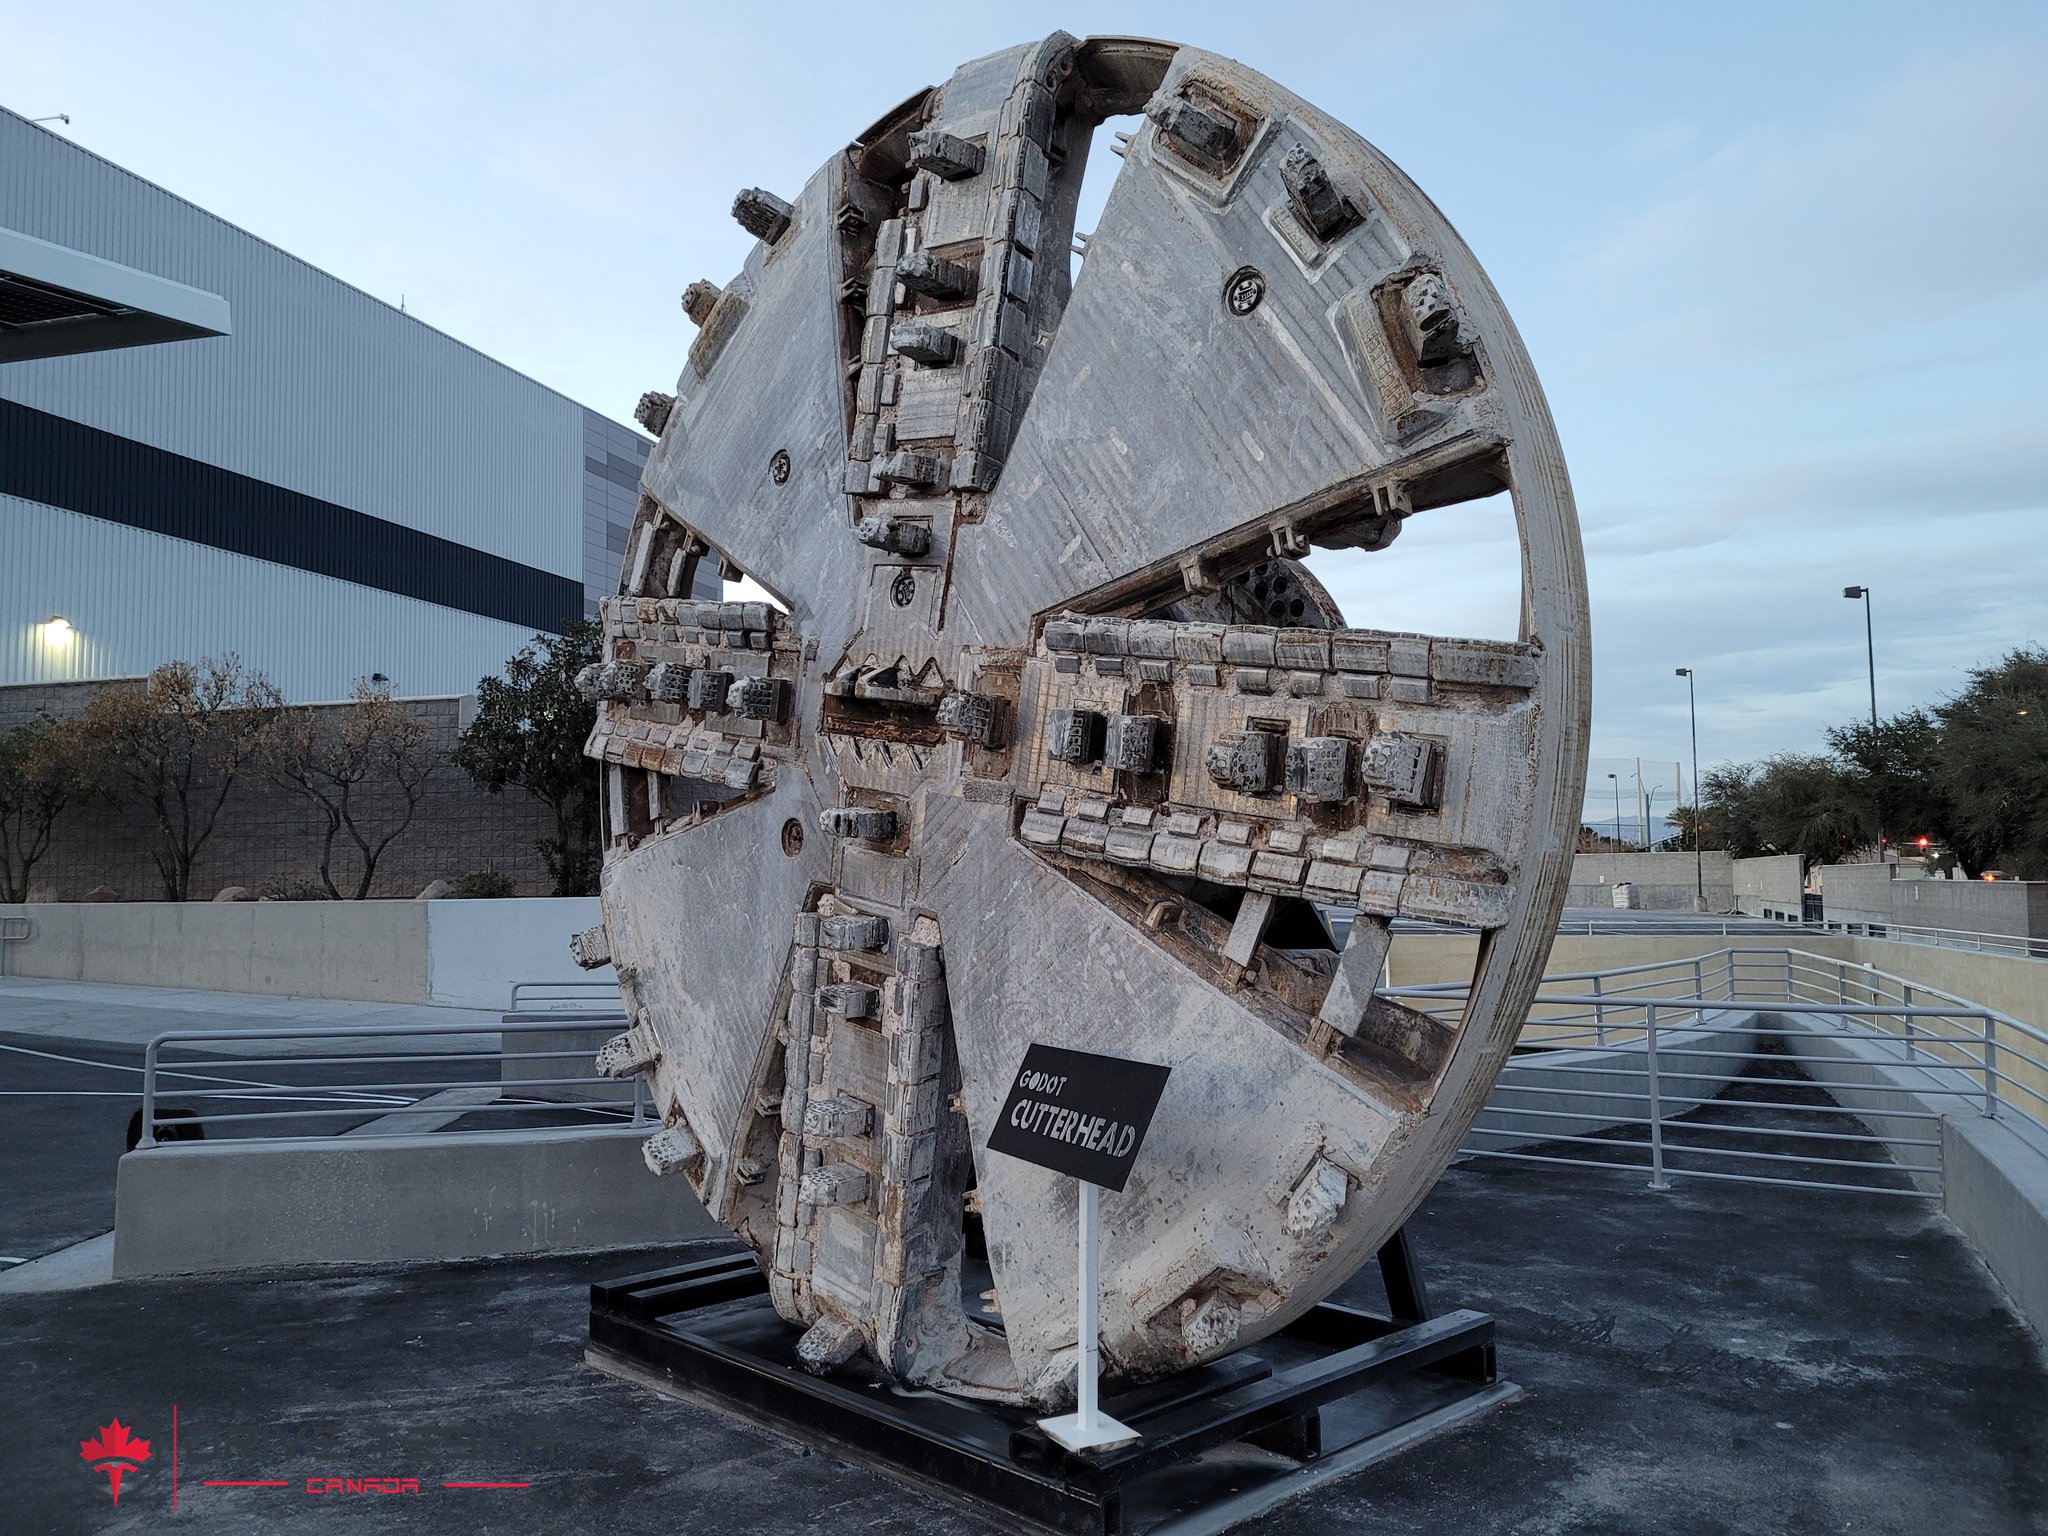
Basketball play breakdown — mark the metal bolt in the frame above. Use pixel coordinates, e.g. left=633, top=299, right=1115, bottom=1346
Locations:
left=890, top=570, right=917, bottom=608
left=770, top=449, right=791, bottom=485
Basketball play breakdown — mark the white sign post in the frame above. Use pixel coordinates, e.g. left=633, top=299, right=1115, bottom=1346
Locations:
left=1038, top=1178, right=1137, bottom=1452
left=985, top=1042, right=1170, bottom=1454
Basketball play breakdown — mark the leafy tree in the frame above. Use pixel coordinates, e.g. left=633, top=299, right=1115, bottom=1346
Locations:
left=1699, top=764, right=1768, bottom=858
left=454, top=621, right=602, bottom=896
left=1824, top=709, right=1958, bottom=867
left=0, top=714, right=84, bottom=903
left=264, top=682, right=441, bottom=899
left=1932, top=646, right=2048, bottom=879
left=76, top=657, right=281, bottom=901
left=1751, top=752, right=1876, bottom=864
left=1699, top=755, right=1873, bottom=863
left=1660, top=803, right=1700, bottom=852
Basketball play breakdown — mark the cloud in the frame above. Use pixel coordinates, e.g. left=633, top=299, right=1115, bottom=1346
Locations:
left=1619, top=122, right=1699, bottom=166
left=1574, top=42, right=2048, bottom=362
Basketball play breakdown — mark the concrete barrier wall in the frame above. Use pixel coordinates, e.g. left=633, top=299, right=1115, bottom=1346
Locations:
left=426, top=897, right=612, bottom=1009
left=1829, top=936, right=2048, bottom=1045
left=1565, top=850, right=1734, bottom=912
left=1771, top=1014, right=2048, bottom=1334
left=1886, top=877, right=2048, bottom=941
left=113, top=1125, right=722, bottom=1277
left=1818, top=862, right=1894, bottom=926
left=1733, top=855, right=1805, bottom=919
left=1941, top=1114, right=2048, bottom=1347
left=0, top=900, right=430, bottom=1001
left=0, top=897, right=619, bottom=1007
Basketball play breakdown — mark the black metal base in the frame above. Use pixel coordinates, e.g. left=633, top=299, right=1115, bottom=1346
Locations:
left=587, top=1232, right=1507, bottom=1536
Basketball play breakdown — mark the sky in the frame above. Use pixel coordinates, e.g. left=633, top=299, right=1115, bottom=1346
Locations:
left=6, top=0, right=2044, bottom=826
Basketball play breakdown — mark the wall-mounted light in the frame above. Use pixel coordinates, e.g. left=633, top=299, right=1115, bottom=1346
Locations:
left=39, top=615, right=75, bottom=649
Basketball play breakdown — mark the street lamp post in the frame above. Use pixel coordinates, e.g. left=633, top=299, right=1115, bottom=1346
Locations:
left=1607, top=772, right=1622, bottom=848
left=1843, top=585, right=1885, bottom=858
left=1676, top=668, right=1704, bottom=911
left=1842, top=586, right=1877, bottom=728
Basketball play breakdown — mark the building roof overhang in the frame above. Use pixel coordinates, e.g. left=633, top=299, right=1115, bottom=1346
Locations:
left=0, top=225, right=231, bottom=362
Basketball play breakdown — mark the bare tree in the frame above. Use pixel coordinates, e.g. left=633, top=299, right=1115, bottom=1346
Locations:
left=263, top=682, right=441, bottom=899
left=77, top=656, right=281, bottom=901
left=0, top=713, right=84, bottom=902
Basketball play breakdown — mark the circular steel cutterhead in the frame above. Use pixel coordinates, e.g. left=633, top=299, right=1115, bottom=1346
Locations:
left=584, top=32, right=1589, bottom=1408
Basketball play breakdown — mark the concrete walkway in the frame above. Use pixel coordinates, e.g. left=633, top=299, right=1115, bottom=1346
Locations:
left=3, top=1158, right=2044, bottom=1534
left=0, top=975, right=503, bottom=1049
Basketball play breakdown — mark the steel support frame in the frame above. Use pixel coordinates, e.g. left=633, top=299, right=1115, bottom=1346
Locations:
left=588, top=1233, right=1497, bottom=1536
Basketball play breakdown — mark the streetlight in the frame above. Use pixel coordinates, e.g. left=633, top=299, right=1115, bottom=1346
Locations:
left=1676, top=668, right=1704, bottom=911
left=1842, top=586, right=1877, bottom=727
left=1607, top=772, right=1622, bottom=849
left=1842, top=586, right=1887, bottom=857
left=39, top=615, right=74, bottom=649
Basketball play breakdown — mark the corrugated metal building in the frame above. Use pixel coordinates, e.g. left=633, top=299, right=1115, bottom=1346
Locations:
left=0, top=107, right=700, bottom=701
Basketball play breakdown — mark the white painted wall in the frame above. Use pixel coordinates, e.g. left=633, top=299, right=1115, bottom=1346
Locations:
left=2, top=497, right=545, bottom=700
left=425, top=897, right=615, bottom=1009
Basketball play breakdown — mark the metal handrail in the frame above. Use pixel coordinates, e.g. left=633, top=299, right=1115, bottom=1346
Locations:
left=1810, top=917, right=2048, bottom=961
left=139, top=1018, right=645, bottom=1147
left=1397, top=938, right=2048, bottom=1143
left=507, top=978, right=624, bottom=1012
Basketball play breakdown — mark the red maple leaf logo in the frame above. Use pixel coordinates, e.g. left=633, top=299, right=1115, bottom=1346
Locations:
left=80, top=1419, right=151, bottom=1506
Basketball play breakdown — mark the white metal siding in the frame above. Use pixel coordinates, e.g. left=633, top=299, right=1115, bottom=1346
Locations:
left=0, top=110, right=583, bottom=577
left=4, top=495, right=545, bottom=702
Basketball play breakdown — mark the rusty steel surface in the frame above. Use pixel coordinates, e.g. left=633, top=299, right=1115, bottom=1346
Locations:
left=576, top=32, right=1590, bottom=1407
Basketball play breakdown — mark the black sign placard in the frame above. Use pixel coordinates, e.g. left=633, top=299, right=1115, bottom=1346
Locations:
left=986, top=1043, right=1171, bottom=1193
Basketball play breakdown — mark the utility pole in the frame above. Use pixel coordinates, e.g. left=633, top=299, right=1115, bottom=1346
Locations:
left=1676, top=669, right=1704, bottom=911
left=1634, top=757, right=1645, bottom=851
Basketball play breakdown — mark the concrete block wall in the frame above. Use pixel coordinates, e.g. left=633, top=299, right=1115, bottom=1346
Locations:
left=1732, top=855, right=1805, bottom=919
left=1885, top=876, right=2048, bottom=941
left=1564, top=850, right=1734, bottom=911
left=0, top=680, right=562, bottom=899
left=1818, top=862, right=1895, bottom=927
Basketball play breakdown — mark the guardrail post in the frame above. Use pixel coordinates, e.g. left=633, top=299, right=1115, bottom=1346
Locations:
left=1692, top=957, right=1703, bottom=1003
left=1836, top=960, right=1847, bottom=1005
left=632, top=1073, right=647, bottom=1126
left=1981, top=1014, right=1999, bottom=1118
left=140, top=1039, right=159, bottom=1148
left=1645, top=1004, right=1671, bottom=1191
left=1901, top=984, right=1918, bottom=1061
left=1592, top=974, right=1606, bottom=1046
